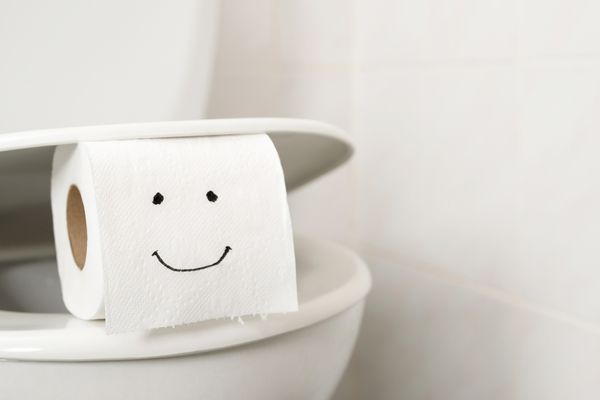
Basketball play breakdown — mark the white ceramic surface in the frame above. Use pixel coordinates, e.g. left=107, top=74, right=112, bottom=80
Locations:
left=0, top=0, right=220, bottom=133
left=0, top=118, right=353, bottom=262
left=0, top=117, right=352, bottom=194
left=0, top=236, right=370, bottom=399
left=0, top=3, right=369, bottom=399
left=0, top=303, right=365, bottom=400
left=0, top=236, right=371, bottom=361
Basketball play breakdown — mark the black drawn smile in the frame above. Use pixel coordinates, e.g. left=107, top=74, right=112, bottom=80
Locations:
left=152, top=246, right=232, bottom=272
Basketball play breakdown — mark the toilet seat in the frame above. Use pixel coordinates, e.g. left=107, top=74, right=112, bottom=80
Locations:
left=0, top=236, right=370, bottom=361
left=0, top=118, right=369, bottom=361
left=0, top=118, right=353, bottom=262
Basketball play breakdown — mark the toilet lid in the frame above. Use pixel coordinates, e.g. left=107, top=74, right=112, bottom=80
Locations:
left=0, top=118, right=353, bottom=261
left=0, top=236, right=371, bottom=361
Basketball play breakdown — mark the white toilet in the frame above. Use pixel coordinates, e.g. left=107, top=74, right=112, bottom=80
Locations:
left=0, top=2, right=370, bottom=399
left=0, top=119, right=371, bottom=400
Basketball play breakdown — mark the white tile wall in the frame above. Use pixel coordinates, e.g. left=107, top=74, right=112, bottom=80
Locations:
left=275, top=0, right=354, bottom=66
left=334, top=254, right=600, bottom=400
left=356, top=0, right=516, bottom=64
left=211, top=1, right=600, bottom=398
left=517, top=0, right=600, bottom=57
left=355, top=66, right=518, bottom=285
left=515, top=61, right=600, bottom=321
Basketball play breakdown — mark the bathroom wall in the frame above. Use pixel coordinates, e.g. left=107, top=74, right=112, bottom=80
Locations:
left=343, top=1, right=600, bottom=398
left=212, top=1, right=600, bottom=399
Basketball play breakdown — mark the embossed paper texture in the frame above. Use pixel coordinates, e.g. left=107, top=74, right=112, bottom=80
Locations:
left=52, top=134, right=297, bottom=334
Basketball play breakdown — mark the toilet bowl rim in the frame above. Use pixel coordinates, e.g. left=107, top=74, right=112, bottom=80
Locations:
left=0, top=237, right=371, bottom=362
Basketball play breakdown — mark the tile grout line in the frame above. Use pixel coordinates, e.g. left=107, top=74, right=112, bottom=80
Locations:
left=360, top=241, right=600, bottom=336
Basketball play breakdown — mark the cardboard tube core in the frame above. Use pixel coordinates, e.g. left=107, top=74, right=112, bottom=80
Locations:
left=66, top=185, right=87, bottom=270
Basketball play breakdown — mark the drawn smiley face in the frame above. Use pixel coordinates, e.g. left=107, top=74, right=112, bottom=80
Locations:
left=150, top=190, right=232, bottom=272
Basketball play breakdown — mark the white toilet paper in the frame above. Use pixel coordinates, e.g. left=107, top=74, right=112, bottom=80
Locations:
left=51, top=134, right=297, bottom=334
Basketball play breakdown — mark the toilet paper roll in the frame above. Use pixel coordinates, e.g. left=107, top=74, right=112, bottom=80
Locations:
left=51, top=134, right=297, bottom=334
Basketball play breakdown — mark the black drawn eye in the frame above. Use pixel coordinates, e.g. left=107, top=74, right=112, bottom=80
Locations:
left=206, top=191, right=218, bottom=202
left=153, top=192, right=164, bottom=205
